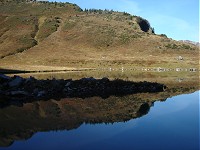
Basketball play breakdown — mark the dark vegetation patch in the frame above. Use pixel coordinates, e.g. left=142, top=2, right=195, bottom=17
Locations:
left=36, top=17, right=60, bottom=42
left=136, top=17, right=150, bottom=32
left=165, top=43, right=195, bottom=50
left=0, top=74, right=166, bottom=107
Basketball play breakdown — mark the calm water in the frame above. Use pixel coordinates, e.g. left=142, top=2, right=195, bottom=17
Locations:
left=0, top=91, right=199, bottom=150
left=0, top=71, right=199, bottom=150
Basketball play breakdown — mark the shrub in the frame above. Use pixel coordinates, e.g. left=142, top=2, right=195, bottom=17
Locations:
left=123, top=12, right=130, bottom=16
left=181, top=44, right=191, bottom=49
left=136, top=17, right=150, bottom=32
left=151, top=27, right=155, bottom=34
left=165, top=43, right=178, bottom=49
left=160, top=34, right=167, bottom=38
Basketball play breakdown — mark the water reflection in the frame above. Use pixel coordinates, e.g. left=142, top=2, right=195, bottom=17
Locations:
left=0, top=95, right=150, bottom=147
left=0, top=71, right=199, bottom=148
left=0, top=86, right=198, bottom=147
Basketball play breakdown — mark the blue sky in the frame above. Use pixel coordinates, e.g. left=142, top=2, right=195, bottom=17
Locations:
left=51, top=0, right=199, bottom=42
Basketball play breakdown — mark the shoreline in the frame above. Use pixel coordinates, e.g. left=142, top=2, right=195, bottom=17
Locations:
left=0, top=66, right=198, bottom=75
left=0, top=68, right=97, bottom=74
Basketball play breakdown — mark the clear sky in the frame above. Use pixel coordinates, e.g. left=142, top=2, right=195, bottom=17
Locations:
left=51, top=0, right=199, bottom=42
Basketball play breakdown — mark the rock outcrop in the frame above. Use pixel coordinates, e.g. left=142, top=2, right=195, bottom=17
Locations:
left=0, top=74, right=166, bottom=107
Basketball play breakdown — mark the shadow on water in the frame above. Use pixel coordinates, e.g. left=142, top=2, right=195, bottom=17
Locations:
left=0, top=69, right=30, bottom=74
left=0, top=72, right=199, bottom=147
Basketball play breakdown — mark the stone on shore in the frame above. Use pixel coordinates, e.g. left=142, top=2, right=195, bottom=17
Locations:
left=8, top=76, right=23, bottom=88
left=0, top=74, right=11, bottom=83
left=10, top=91, right=29, bottom=96
left=0, top=74, right=167, bottom=103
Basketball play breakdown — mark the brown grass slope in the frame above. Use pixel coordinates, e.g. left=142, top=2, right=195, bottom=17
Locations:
left=0, top=0, right=199, bottom=71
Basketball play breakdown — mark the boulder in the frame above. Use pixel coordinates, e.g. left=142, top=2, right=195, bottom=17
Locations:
left=65, top=82, right=71, bottom=87
left=37, top=91, right=46, bottom=97
left=8, top=76, right=23, bottom=88
left=80, top=77, right=96, bottom=82
left=63, top=87, right=72, bottom=93
left=0, top=74, right=11, bottom=83
left=10, top=91, right=29, bottom=96
left=25, top=76, right=36, bottom=83
left=33, top=88, right=39, bottom=95
left=101, top=77, right=109, bottom=83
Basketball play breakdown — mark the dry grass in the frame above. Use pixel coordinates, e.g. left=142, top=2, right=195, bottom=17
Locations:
left=0, top=1, right=199, bottom=71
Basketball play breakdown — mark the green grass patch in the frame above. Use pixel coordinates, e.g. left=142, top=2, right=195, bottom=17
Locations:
left=37, top=17, right=59, bottom=41
left=165, top=43, right=195, bottom=50
left=63, top=20, right=77, bottom=30
left=119, top=33, right=131, bottom=44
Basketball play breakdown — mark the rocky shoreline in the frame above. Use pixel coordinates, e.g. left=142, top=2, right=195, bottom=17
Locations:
left=0, top=74, right=166, bottom=106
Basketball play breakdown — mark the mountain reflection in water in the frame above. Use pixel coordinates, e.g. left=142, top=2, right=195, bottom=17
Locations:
left=0, top=88, right=198, bottom=147
left=0, top=94, right=152, bottom=147
left=0, top=71, right=199, bottom=148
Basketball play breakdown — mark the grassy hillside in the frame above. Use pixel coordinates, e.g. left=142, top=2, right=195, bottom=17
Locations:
left=0, top=0, right=199, bottom=71
left=0, top=0, right=80, bottom=57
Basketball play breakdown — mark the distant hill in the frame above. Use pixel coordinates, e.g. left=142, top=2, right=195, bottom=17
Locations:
left=0, top=0, right=199, bottom=71
left=179, top=40, right=199, bottom=47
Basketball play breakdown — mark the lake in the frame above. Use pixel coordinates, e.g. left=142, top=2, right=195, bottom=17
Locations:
left=0, top=70, right=199, bottom=150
